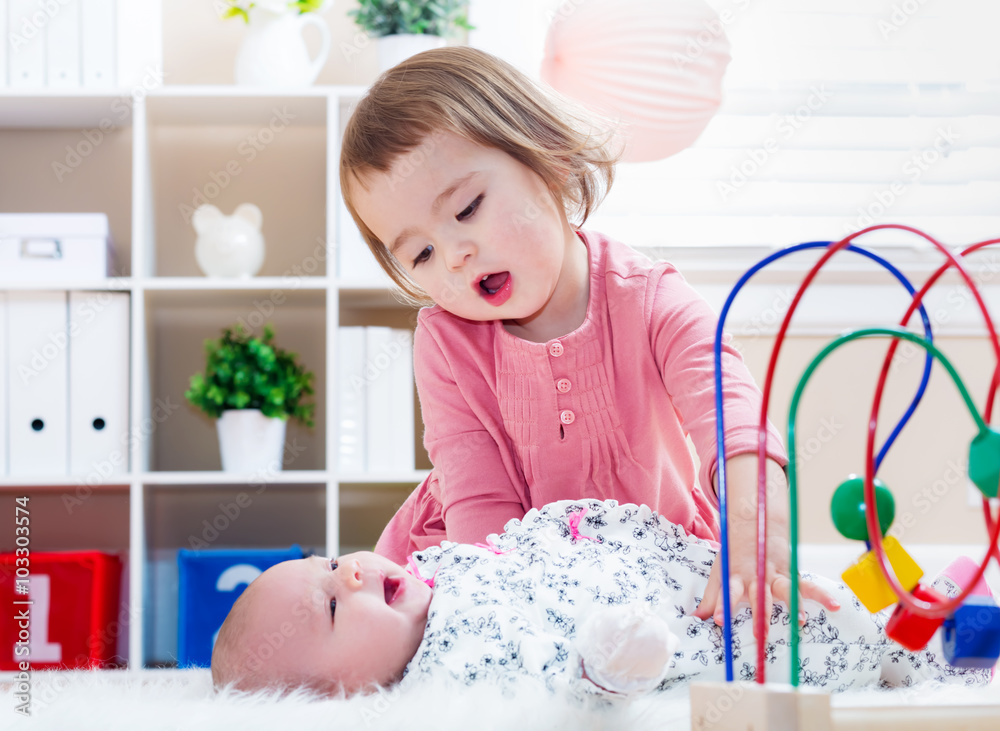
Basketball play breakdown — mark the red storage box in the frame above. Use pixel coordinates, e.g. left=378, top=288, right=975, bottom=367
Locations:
left=0, top=551, right=123, bottom=670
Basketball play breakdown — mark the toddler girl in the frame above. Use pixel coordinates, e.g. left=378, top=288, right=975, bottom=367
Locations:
left=339, top=46, right=836, bottom=628
left=211, top=500, right=989, bottom=697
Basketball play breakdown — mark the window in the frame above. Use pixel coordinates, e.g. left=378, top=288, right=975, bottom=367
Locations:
left=471, top=0, right=1000, bottom=255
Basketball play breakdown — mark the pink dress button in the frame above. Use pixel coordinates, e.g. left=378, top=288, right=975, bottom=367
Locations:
left=548, top=341, right=564, bottom=357
left=560, top=409, right=575, bottom=425
left=556, top=378, right=572, bottom=393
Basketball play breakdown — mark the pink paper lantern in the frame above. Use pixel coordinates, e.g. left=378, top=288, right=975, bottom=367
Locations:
left=541, top=0, right=731, bottom=163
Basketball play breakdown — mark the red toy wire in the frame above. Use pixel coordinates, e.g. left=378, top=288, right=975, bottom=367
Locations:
left=882, top=238, right=1000, bottom=567
left=865, top=237, right=1000, bottom=618
left=755, top=225, right=884, bottom=680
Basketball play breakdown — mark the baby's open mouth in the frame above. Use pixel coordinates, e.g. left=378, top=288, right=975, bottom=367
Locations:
left=384, top=576, right=402, bottom=605
left=479, top=271, right=509, bottom=295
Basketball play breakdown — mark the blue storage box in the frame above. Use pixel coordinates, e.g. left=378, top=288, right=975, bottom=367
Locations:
left=177, top=545, right=304, bottom=667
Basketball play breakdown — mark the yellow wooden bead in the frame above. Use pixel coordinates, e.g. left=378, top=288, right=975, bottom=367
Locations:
left=841, top=536, right=923, bottom=613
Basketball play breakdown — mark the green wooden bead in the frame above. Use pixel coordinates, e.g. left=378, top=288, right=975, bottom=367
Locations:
left=830, top=475, right=895, bottom=542
left=968, top=427, right=1000, bottom=499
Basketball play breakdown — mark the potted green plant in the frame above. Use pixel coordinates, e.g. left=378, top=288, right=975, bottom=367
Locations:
left=185, top=322, right=315, bottom=473
left=347, top=0, right=474, bottom=72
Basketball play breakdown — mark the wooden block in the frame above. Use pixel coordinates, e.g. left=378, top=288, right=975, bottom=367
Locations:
left=795, top=686, right=834, bottom=731
left=884, top=584, right=946, bottom=651
left=842, top=537, right=923, bottom=613
left=689, top=681, right=832, bottom=731
left=943, top=596, right=1000, bottom=669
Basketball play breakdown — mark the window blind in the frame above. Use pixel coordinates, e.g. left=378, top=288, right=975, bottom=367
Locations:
left=583, top=0, right=1000, bottom=251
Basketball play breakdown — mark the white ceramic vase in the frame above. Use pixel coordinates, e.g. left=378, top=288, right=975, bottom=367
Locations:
left=216, top=409, right=287, bottom=473
left=376, top=33, right=446, bottom=73
left=235, top=10, right=331, bottom=87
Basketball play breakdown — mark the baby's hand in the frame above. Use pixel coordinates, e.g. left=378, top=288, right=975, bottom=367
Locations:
left=576, top=605, right=679, bottom=695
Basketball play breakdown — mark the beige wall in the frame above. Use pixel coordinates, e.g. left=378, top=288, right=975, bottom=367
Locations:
left=733, top=333, right=993, bottom=547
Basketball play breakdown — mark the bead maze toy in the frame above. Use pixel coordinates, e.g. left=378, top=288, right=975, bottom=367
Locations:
left=690, top=224, right=1000, bottom=730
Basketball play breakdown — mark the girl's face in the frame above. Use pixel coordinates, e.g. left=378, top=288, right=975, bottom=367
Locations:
left=244, top=552, right=432, bottom=694
left=351, top=131, right=586, bottom=336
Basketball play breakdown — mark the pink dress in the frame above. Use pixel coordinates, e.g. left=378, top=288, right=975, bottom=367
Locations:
left=374, top=229, right=787, bottom=564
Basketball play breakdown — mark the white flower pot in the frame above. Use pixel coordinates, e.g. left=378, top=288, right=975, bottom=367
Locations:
left=376, top=33, right=446, bottom=73
left=216, top=409, right=287, bottom=473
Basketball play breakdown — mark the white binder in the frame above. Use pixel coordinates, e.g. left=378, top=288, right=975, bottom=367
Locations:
left=81, top=0, right=115, bottom=88
left=68, top=291, right=129, bottom=477
left=46, top=0, right=81, bottom=88
left=337, top=326, right=366, bottom=472
left=0, top=292, right=7, bottom=476
left=7, top=0, right=47, bottom=89
left=8, top=0, right=45, bottom=88
left=365, top=327, right=415, bottom=472
left=365, top=327, right=393, bottom=472
left=0, top=0, right=8, bottom=88
left=388, top=328, right=415, bottom=472
left=7, top=291, right=68, bottom=476
left=116, top=0, right=160, bottom=89
left=338, top=198, right=386, bottom=281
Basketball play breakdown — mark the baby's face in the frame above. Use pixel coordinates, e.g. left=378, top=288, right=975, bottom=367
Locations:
left=244, top=552, right=432, bottom=693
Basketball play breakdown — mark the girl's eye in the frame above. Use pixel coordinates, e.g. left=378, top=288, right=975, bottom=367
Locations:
left=410, top=193, right=483, bottom=268
left=457, top=194, right=484, bottom=222
left=413, top=245, right=432, bottom=267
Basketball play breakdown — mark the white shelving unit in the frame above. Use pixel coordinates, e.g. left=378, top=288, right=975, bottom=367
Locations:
left=0, top=86, right=430, bottom=669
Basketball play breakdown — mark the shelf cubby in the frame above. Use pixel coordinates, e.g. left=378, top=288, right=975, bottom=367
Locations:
left=144, top=91, right=329, bottom=279
left=0, top=484, right=132, bottom=666
left=142, top=481, right=326, bottom=666
left=142, top=287, right=327, bottom=473
left=0, top=93, right=134, bottom=276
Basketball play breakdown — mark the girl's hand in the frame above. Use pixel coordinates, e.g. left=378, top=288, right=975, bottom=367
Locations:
left=691, top=527, right=840, bottom=639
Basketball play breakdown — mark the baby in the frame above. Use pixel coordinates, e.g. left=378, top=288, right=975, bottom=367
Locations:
left=211, top=499, right=991, bottom=697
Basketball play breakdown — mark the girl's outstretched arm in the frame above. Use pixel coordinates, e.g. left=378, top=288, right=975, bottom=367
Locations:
left=692, top=453, right=841, bottom=637
left=647, top=265, right=789, bottom=530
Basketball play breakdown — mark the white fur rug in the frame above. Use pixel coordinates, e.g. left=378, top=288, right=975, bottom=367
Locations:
left=2, top=669, right=998, bottom=731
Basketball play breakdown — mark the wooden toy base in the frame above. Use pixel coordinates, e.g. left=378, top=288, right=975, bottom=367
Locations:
left=690, top=681, right=832, bottom=731
left=690, top=681, right=1000, bottom=731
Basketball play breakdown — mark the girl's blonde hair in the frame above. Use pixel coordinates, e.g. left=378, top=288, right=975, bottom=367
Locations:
left=339, top=46, right=621, bottom=306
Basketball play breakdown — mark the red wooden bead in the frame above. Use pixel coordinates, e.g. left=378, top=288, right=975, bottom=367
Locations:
left=885, top=584, right=947, bottom=652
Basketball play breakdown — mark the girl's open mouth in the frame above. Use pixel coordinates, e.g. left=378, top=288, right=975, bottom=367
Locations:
left=478, top=271, right=513, bottom=306
left=384, top=576, right=403, bottom=605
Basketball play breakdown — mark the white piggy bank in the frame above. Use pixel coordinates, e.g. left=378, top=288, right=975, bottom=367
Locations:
left=193, top=203, right=265, bottom=278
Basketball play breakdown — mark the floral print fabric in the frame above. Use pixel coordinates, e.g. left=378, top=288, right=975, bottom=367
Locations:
left=401, top=499, right=990, bottom=697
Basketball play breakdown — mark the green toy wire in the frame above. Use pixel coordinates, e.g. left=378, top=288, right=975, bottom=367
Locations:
left=786, top=326, right=985, bottom=686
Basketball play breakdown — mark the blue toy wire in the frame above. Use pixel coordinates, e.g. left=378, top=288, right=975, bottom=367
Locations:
left=712, top=241, right=934, bottom=681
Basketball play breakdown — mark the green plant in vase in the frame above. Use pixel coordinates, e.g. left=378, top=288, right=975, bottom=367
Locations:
left=186, top=322, right=315, bottom=472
